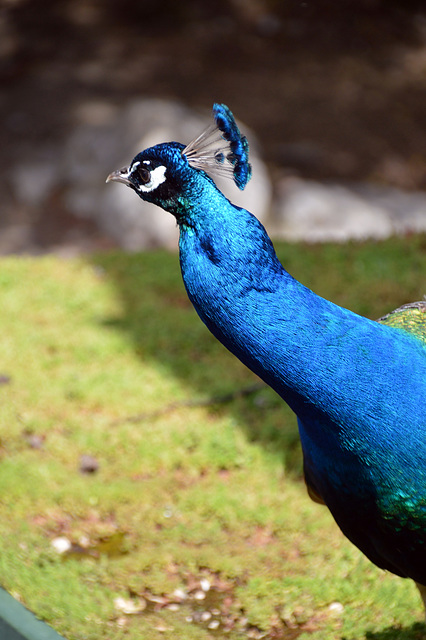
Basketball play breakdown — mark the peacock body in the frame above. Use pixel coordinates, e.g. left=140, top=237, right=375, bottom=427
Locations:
left=107, top=104, right=426, bottom=614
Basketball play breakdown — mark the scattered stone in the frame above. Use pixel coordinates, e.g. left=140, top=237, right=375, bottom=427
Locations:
left=78, top=535, right=90, bottom=548
left=112, top=571, right=325, bottom=637
left=79, top=454, right=99, bottom=474
left=275, top=178, right=393, bottom=242
left=328, top=601, right=344, bottom=614
left=208, top=618, right=220, bottom=630
left=274, top=177, right=426, bottom=242
left=24, top=432, right=45, bottom=449
left=172, top=588, right=187, bottom=601
left=114, top=596, right=147, bottom=615
left=144, top=593, right=167, bottom=608
left=51, top=536, right=72, bottom=554
left=153, top=620, right=174, bottom=632
left=200, top=578, right=211, bottom=592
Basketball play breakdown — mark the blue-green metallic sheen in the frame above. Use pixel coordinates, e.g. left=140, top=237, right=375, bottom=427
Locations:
left=108, top=104, right=426, bottom=605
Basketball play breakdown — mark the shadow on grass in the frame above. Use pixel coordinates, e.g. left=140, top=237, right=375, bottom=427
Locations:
left=364, top=622, right=426, bottom=640
left=90, top=239, right=426, bottom=634
left=91, top=236, right=426, bottom=477
left=92, top=248, right=303, bottom=475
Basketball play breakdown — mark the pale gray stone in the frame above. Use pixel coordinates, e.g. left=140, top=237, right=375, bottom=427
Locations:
left=273, top=178, right=421, bottom=242
left=66, top=98, right=273, bottom=249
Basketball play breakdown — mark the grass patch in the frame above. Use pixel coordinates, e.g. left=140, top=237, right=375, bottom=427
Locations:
left=0, top=236, right=425, bottom=639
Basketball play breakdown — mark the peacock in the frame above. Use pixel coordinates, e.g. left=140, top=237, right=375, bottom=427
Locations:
left=107, top=103, right=426, bottom=617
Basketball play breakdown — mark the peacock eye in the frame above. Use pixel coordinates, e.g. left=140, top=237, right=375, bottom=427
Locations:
left=136, top=166, right=151, bottom=184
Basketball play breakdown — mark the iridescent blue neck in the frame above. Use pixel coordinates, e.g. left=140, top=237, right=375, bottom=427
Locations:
left=177, top=179, right=426, bottom=441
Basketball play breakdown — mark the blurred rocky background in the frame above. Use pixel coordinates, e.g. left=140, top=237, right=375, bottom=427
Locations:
left=1, top=0, right=426, bottom=254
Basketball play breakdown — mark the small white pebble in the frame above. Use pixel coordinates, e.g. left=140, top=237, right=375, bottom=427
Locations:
left=200, top=611, right=212, bottom=622
left=114, top=597, right=146, bottom=614
left=78, top=535, right=90, bottom=548
left=153, top=622, right=172, bottom=632
left=194, top=590, right=206, bottom=600
left=208, top=619, right=220, bottom=630
left=173, top=588, right=187, bottom=600
left=167, top=603, right=180, bottom=612
left=200, top=578, right=211, bottom=592
left=146, top=594, right=165, bottom=605
left=51, top=537, right=71, bottom=554
left=328, top=601, right=344, bottom=614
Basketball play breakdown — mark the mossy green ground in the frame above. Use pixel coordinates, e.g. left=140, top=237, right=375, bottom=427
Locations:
left=0, top=237, right=426, bottom=640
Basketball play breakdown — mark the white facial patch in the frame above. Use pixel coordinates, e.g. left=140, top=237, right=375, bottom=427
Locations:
left=136, top=165, right=167, bottom=193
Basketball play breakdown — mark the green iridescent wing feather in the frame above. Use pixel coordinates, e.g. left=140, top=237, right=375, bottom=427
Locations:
left=378, top=301, right=426, bottom=346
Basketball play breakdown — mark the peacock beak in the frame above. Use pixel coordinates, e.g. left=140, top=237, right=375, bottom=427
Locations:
left=106, top=166, right=131, bottom=186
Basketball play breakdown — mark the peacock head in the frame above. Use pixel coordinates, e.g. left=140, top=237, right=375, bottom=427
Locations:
left=106, top=103, right=252, bottom=216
